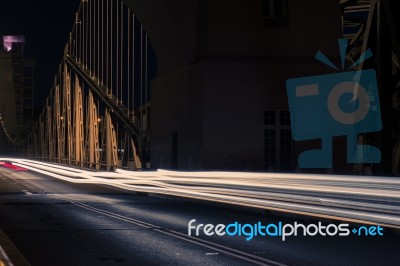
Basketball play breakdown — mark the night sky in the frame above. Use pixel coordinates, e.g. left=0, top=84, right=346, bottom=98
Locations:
left=0, top=0, right=81, bottom=107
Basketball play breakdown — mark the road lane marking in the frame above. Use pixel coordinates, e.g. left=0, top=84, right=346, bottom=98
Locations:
left=21, top=190, right=33, bottom=195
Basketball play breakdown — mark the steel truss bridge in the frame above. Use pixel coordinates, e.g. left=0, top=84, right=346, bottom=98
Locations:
left=0, top=0, right=399, bottom=173
left=341, top=0, right=400, bottom=174
left=2, top=0, right=154, bottom=171
left=0, top=0, right=399, bottom=236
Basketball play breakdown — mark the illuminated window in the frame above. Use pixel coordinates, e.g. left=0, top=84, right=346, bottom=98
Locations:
left=264, top=110, right=293, bottom=170
left=262, top=0, right=288, bottom=26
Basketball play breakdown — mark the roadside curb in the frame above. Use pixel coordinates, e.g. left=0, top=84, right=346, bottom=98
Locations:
left=0, top=229, right=30, bottom=266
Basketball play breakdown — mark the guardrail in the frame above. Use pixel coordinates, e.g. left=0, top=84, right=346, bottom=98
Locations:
left=3, top=158, right=400, bottom=229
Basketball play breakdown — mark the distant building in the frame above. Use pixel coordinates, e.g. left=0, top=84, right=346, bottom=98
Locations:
left=0, top=36, right=35, bottom=143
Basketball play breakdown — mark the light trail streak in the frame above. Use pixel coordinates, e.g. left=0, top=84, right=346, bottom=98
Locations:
left=2, top=158, right=399, bottom=228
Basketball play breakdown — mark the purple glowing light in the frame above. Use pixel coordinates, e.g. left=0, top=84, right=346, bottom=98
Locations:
left=2, top=36, right=25, bottom=51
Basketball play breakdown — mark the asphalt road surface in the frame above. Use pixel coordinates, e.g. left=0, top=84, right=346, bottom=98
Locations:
left=0, top=167, right=398, bottom=266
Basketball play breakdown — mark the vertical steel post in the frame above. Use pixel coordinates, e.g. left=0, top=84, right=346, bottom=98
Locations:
left=106, top=109, right=118, bottom=170
left=88, top=91, right=100, bottom=169
left=55, top=85, right=61, bottom=162
left=65, top=65, right=72, bottom=164
left=130, top=137, right=142, bottom=170
left=74, top=75, right=85, bottom=167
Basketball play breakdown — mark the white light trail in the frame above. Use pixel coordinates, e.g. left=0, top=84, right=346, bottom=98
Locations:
left=1, top=158, right=399, bottom=228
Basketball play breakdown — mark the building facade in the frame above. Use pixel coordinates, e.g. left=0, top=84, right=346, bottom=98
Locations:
left=124, top=0, right=342, bottom=171
left=0, top=36, right=35, bottom=147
